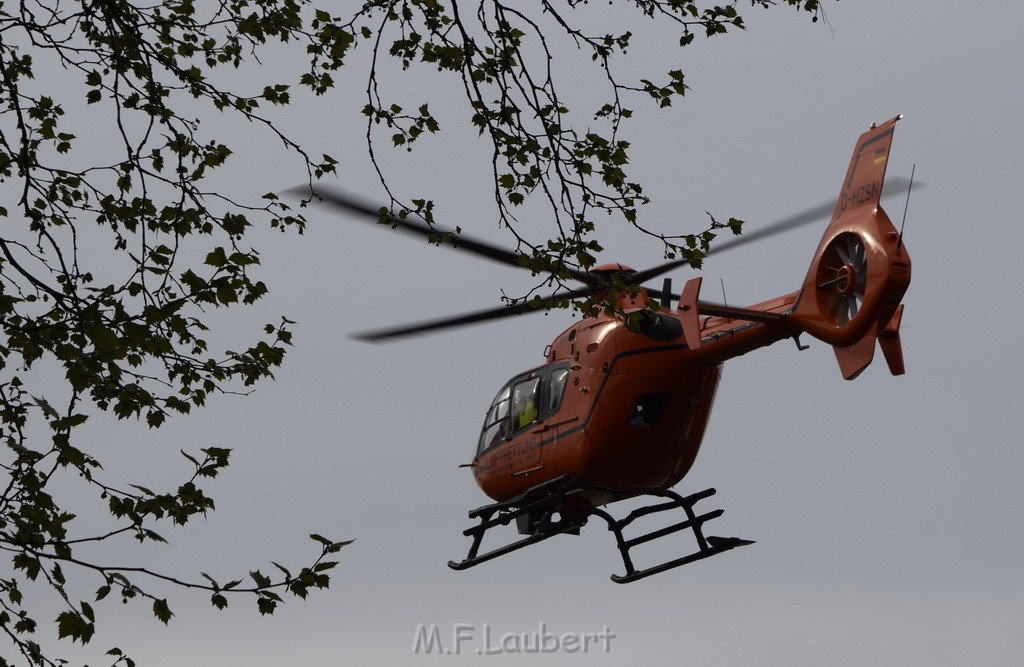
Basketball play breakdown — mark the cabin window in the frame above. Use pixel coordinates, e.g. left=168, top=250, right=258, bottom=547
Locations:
left=548, top=366, right=569, bottom=415
left=629, top=391, right=672, bottom=427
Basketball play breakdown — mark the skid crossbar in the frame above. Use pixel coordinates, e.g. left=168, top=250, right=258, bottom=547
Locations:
left=448, top=475, right=582, bottom=571
left=448, top=480, right=752, bottom=582
left=589, top=488, right=753, bottom=584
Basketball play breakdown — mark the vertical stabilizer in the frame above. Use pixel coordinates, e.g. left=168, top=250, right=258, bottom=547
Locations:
left=831, top=115, right=901, bottom=222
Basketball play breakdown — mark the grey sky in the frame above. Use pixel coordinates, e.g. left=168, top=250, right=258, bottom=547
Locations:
left=29, top=1, right=1024, bottom=665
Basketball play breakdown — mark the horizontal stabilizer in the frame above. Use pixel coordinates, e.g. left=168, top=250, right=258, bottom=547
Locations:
left=698, top=302, right=786, bottom=324
left=833, top=332, right=876, bottom=380
left=878, top=304, right=906, bottom=376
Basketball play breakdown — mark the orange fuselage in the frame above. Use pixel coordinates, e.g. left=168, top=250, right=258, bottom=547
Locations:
left=472, top=290, right=800, bottom=505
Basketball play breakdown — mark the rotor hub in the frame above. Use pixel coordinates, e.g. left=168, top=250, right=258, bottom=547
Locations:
left=814, top=232, right=869, bottom=328
left=836, top=264, right=857, bottom=295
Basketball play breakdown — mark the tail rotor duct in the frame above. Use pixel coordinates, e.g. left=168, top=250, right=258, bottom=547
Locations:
left=817, top=232, right=868, bottom=327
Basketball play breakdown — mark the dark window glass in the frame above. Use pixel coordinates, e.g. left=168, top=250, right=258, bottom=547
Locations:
left=629, top=391, right=672, bottom=427
left=548, top=367, right=569, bottom=415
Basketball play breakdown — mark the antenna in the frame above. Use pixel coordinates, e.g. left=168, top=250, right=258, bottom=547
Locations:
left=897, top=164, right=915, bottom=251
left=720, top=278, right=728, bottom=308
left=660, top=277, right=673, bottom=310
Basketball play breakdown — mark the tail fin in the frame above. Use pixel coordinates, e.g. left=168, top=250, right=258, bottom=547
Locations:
left=791, top=116, right=912, bottom=380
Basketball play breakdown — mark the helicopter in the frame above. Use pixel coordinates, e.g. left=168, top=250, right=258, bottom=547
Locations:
left=303, top=115, right=912, bottom=583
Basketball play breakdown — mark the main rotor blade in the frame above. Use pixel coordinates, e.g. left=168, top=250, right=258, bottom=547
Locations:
left=292, top=186, right=597, bottom=286
left=618, top=198, right=840, bottom=286
left=718, top=175, right=920, bottom=253
left=352, top=288, right=593, bottom=342
left=622, top=175, right=921, bottom=285
left=342, top=175, right=923, bottom=341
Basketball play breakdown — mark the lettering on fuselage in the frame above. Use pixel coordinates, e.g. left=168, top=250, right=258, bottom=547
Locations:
left=476, top=437, right=539, bottom=476
left=839, top=180, right=881, bottom=212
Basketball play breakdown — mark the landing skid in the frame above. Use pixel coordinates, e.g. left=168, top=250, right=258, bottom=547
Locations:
left=447, top=477, right=753, bottom=583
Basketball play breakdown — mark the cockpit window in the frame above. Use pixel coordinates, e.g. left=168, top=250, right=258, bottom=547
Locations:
left=478, top=385, right=511, bottom=453
left=511, top=377, right=540, bottom=431
left=477, top=364, right=570, bottom=456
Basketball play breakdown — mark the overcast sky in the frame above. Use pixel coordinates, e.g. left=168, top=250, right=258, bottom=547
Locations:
left=27, top=1, right=1024, bottom=665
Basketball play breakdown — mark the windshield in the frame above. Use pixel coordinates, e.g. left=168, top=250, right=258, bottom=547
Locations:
left=478, top=384, right=511, bottom=453
left=476, top=364, right=571, bottom=456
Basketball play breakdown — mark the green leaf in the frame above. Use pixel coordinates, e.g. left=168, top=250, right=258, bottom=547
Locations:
left=152, top=599, right=173, bottom=624
left=56, top=610, right=94, bottom=643
left=325, top=539, right=354, bottom=553
left=249, top=570, right=271, bottom=588
left=257, top=596, right=277, bottom=615
left=205, top=247, right=228, bottom=267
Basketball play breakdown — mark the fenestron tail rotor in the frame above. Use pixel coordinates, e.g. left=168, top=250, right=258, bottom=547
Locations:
left=817, top=232, right=868, bottom=327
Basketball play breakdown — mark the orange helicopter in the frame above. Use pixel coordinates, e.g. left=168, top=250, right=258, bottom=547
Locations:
left=306, top=115, right=913, bottom=583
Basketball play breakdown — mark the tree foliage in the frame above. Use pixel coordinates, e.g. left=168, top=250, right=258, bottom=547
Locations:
left=342, top=0, right=831, bottom=299
left=1, top=0, right=351, bottom=663
left=0, top=0, right=828, bottom=664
